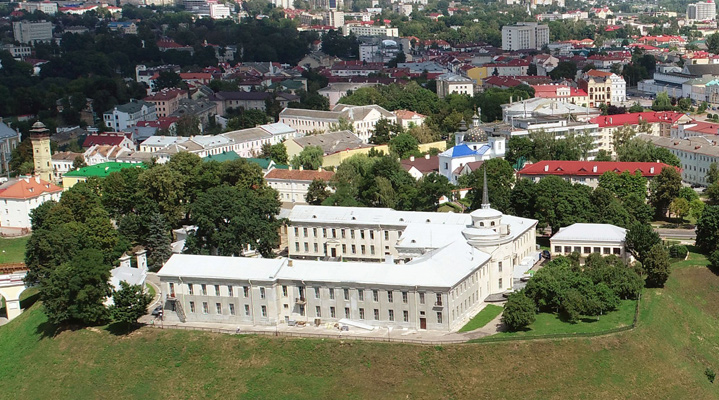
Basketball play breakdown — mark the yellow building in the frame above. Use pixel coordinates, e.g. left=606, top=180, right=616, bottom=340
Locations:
left=29, top=121, right=52, bottom=183
left=461, top=66, right=488, bottom=90
left=286, top=130, right=447, bottom=168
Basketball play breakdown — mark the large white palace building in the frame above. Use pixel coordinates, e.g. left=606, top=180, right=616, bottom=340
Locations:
left=158, top=182, right=538, bottom=332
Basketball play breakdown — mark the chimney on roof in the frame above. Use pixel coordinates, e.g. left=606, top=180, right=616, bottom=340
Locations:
left=650, top=167, right=654, bottom=174
left=544, top=164, right=549, bottom=172
left=592, top=165, right=597, bottom=173
left=289, top=165, right=293, bottom=170
left=299, top=165, right=304, bottom=171
left=410, top=155, right=415, bottom=162
left=425, top=153, right=430, bottom=159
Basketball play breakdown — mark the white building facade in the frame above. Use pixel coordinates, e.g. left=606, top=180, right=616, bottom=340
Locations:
left=158, top=201, right=538, bottom=332
left=501, top=23, right=550, bottom=51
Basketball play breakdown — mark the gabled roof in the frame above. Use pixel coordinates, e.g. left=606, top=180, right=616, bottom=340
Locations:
left=0, top=121, right=18, bottom=140
left=290, top=130, right=371, bottom=155
left=0, top=177, right=62, bottom=199
left=518, top=161, right=680, bottom=177
left=400, top=155, right=439, bottom=174
left=82, top=133, right=130, bottom=148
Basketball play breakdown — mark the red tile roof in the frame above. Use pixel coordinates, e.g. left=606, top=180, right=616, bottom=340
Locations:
left=519, top=161, right=680, bottom=177
left=265, top=169, right=334, bottom=181
left=400, top=155, right=439, bottom=174
left=589, top=112, right=687, bottom=128
left=0, top=177, right=62, bottom=199
left=82, top=133, right=130, bottom=148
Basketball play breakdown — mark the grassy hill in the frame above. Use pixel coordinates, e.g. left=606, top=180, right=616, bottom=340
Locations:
left=1, top=253, right=718, bottom=399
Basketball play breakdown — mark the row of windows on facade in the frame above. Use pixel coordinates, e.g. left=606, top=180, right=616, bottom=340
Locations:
left=187, top=300, right=444, bottom=324
left=555, top=246, right=622, bottom=255
left=173, top=283, right=444, bottom=305
left=294, top=226, right=391, bottom=241
left=296, top=242, right=389, bottom=255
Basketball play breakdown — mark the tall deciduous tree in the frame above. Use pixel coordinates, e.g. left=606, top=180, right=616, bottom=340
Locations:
left=501, top=291, right=536, bottom=331
left=696, top=205, right=719, bottom=253
left=305, top=178, right=331, bottom=205
left=388, top=132, right=419, bottom=159
left=466, top=158, right=515, bottom=212
left=649, top=167, right=682, bottom=219
left=413, top=173, right=452, bottom=211
left=186, top=185, right=281, bottom=257
left=625, top=222, right=661, bottom=262
left=41, top=249, right=112, bottom=325
left=290, top=145, right=324, bottom=170
left=110, top=281, right=153, bottom=328
left=643, top=244, right=671, bottom=288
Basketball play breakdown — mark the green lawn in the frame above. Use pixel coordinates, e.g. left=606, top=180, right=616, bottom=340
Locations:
left=145, top=283, right=156, bottom=298
left=2, top=255, right=719, bottom=399
left=458, top=304, right=503, bottom=332
left=479, top=299, right=636, bottom=340
left=0, top=236, right=29, bottom=264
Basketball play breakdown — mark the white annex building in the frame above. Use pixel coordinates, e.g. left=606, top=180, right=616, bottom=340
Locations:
left=550, top=223, right=631, bottom=262
left=157, top=181, right=538, bottom=332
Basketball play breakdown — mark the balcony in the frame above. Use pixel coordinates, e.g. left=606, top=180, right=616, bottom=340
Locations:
left=433, top=301, right=443, bottom=308
left=295, top=297, right=306, bottom=305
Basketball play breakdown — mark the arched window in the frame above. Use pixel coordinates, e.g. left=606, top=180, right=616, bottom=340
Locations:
left=480, top=222, right=484, bottom=227
left=491, top=221, right=495, bottom=226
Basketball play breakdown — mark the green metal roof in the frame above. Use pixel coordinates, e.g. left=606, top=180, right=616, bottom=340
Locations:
left=246, top=158, right=289, bottom=170
left=64, top=162, right=146, bottom=178
left=203, top=151, right=241, bottom=163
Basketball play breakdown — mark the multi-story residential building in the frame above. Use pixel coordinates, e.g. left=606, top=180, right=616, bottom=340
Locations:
left=209, top=2, right=231, bottom=19
left=324, top=10, right=344, bottom=28
left=103, top=100, right=157, bottom=131
left=436, top=73, right=474, bottom=98
left=265, top=169, right=335, bottom=203
left=17, top=2, right=58, bottom=15
left=12, top=20, right=53, bottom=44
left=0, top=177, right=62, bottom=229
left=578, top=70, right=626, bottom=106
left=158, top=198, right=538, bottom=332
left=0, top=121, right=21, bottom=176
left=638, top=134, right=719, bottom=186
left=518, top=160, right=679, bottom=188
left=2, top=44, right=32, bottom=59
left=501, top=23, right=550, bottom=51
left=589, top=111, right=691, bottom=155
left=393, top=110, right=426, bottom=129
left=279, top=104, right=396, bottom=142
left=144, top=88, right=188, bottom=118
left=482, top=59, right=530, bottom=77
left=343, top=24, right=399, bottom=37
left=687, top=1, right=716, bottom=21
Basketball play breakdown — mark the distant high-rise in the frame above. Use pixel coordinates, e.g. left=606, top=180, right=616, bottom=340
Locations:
left=501, top=23, right=550, bottom=51
left=12, top=20, right=53, bottom=44
left=687, top=1, right=716, bottom=21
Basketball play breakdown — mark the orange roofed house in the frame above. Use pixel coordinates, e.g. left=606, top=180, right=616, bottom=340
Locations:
left=0, top=176, right=62, bottom=230
left=518, top=160, right=681, bottom=188
left=264, top=168, right=335, bottom=204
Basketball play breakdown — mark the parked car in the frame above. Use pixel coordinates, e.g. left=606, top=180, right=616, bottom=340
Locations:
left=151, top=305, right=163, bottom=316
left=542, top=250, right=551, bottom=260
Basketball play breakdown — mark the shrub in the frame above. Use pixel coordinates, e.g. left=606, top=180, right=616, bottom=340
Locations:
left=501, top=291, right=536, bottom=331
left=705, top=367, right=716, bottom=383
left=709, top=250, right=719, bottom=273
left=668, top=244, right=688, bottom=259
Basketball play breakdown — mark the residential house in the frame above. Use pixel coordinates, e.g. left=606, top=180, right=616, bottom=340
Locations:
left=103, top=100, right=157, bottom=131
left=144, top=88, right=188, bottom=118
left=82, top=132, right=135, bottom=150
left=532, top=84, right=589, bottom=105
left=638, top=134, right=719, bottom=186
left=436, top=73, right=474, bottom=98
left=393, top=110, right=426, bottom=129
left=400, top=154, right=439, bottom=180
left=51, top=151, right=83, bottom=182
left=578, top=70, right=627, bottom=106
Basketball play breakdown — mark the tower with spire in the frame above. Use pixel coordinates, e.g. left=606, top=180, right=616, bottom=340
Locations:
left=481, top=168, right=490, bottom=209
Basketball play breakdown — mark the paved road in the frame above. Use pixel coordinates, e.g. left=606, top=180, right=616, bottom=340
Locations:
left=655, top=228, right=696, bottom=240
